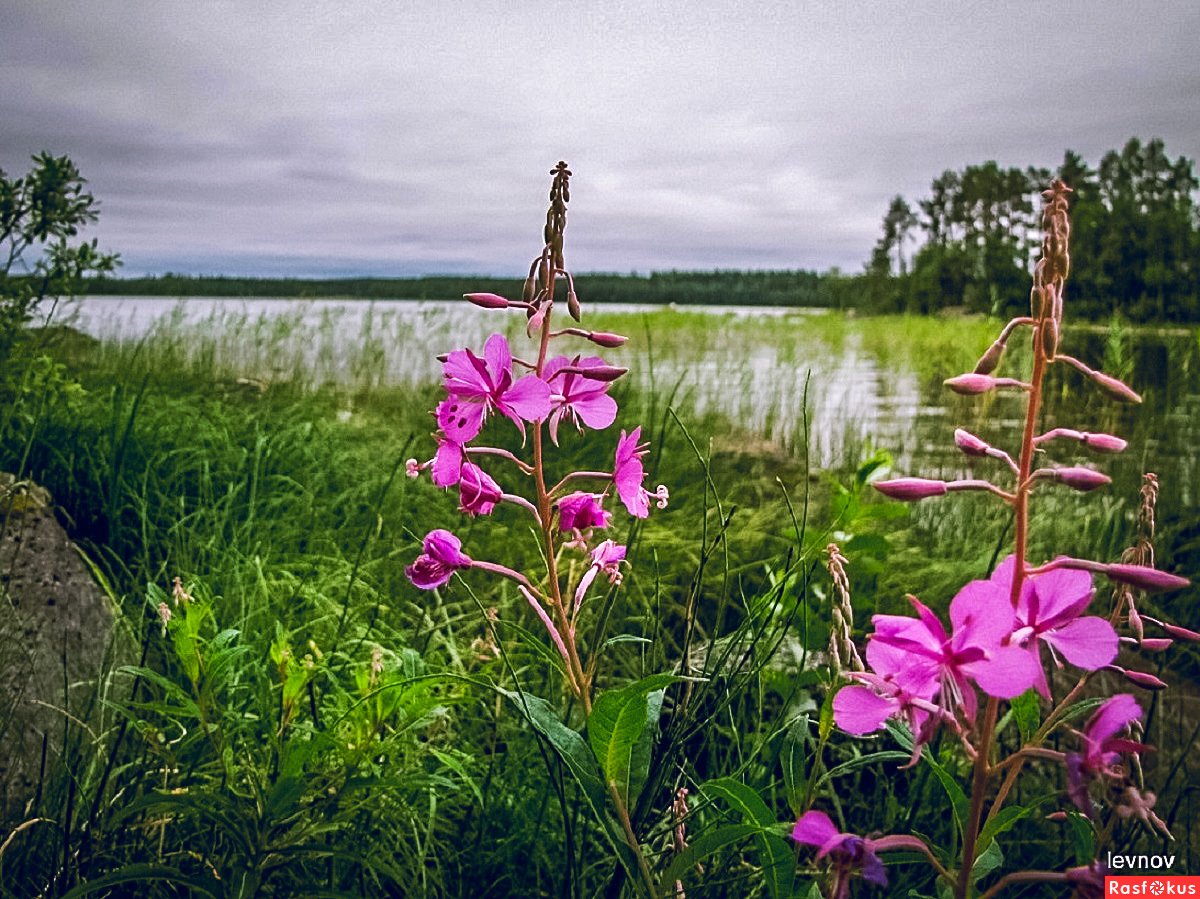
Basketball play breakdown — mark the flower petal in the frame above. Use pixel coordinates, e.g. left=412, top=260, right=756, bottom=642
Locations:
left=833, top=686, right=897, bottom=735
left=437, top=397, right=486, bottom=444
left=792, top=810, right=839, bottom=848
left=1042, top=616, right=1118, bottom=670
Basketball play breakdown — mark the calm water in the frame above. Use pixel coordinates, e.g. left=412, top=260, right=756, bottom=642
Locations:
left=68, top=296, right=1200, bottom=516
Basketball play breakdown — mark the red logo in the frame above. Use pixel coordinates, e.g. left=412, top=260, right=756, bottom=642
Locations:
left=1106, top=877, right=1200, bottom=896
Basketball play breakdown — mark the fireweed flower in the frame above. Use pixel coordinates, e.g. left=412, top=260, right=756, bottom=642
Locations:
left=867, top=589, right=1039, bottom=722
left=792, top=811, right=926, bottom=899
left=542, top=354, right=619, bottom=444
left=613, top=427, right=668, bottom=518
left=1065, top=693, right=1148, bottom=815
left=556, top=491, right=611, bottom=532
left=833, top=668, right=939, bottom=759
left=437, top=332, right=551, bottom=442
left=990, top=556, right=1119, bottom=698
left=458, top=462, right=503, bottom=517
left=573, top=539, right=626, bottom=613
left=405, top=529, right=473, bottom=590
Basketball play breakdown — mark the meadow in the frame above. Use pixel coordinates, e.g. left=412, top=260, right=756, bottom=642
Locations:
left=1, top=288, right=1198, bottom=896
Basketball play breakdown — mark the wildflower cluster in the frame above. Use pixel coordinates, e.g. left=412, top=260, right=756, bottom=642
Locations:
left=794, top=180, right=1191, bottom=898
left=403, top=161, right=668, bottom=703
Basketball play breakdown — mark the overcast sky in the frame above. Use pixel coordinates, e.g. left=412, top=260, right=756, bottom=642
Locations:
left=3, top=1, right=1198, bottom=278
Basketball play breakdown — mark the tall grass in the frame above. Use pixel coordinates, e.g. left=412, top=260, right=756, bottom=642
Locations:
left=1, top=306, right=1197, bottom=895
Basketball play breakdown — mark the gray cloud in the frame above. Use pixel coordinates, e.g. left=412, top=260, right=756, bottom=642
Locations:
left=2, top=0, right=1198, bottom=277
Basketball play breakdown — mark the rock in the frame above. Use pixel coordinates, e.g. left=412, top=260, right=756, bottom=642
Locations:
left=0, top=475, right=118, bottom=825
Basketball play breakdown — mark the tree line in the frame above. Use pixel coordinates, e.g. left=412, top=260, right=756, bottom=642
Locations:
left=83, top=138, right=1198, bottom=322
left=864, top=138, right=1200, bottom=321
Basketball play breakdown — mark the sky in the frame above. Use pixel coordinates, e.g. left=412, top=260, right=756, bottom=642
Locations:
left=3, top=1, right=1199, bottom=278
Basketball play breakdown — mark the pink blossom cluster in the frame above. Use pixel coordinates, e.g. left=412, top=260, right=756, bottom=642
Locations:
left=400, top=165, right=667, bottom=697
left=403, top=328, right=667, bottom=593
left=794, top=181, right=1192, bottom=899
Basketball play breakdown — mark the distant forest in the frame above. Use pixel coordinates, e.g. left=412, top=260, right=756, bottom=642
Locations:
left=87, top=138, right=1200, bottom=323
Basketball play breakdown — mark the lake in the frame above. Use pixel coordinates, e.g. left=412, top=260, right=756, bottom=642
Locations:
left=66, top=296, right=1200, bottom=522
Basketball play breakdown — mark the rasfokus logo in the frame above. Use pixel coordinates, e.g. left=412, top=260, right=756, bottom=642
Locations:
left=1105, top=876, right=1200, bottom=895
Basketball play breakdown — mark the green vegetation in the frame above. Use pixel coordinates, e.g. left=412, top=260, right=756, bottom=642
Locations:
left=867, top=138, right=1200, bottom=321
left=2, top=154, right=1198, bottom=897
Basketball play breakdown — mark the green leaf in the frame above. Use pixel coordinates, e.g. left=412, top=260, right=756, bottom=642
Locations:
left=977, top=804, right=1032, bottom=856
left=587, top=674, right=680, bottom=806
left=659, top=823, right=762, bottom=892
left=602, top=634, right=653, bottom=650
left=1064, top=810, right=1096, bottom=863
left=1010, top=689, right=1041, bottom=743
left=816, top=751, right=911, bottom=787
left=886, top=722, right=967, bottom=837
left=59, top=864, right=220, bottom=898
left=781, top=716, right=811, bottom=814
left=502, top=690, right=639, bottom=882
left=701, top=778, right=795, bottom=899
left=970, top=839, right=1003, bottom=883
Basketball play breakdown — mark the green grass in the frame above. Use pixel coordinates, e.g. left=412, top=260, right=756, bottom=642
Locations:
left=2, top=308, right=1198, bottom=896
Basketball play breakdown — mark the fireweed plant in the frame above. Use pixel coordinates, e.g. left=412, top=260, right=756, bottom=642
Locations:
left=404, top=163, right=671, bottom=895
left=794, top=180, right=1192, bottom=899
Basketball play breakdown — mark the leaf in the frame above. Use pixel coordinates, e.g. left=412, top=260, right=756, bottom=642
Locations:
left=587, top=673, right=680, bottom=806
left=886, top=722, right=968, bottom=837
left=977, top=804, right=1033, bottom=856
left=1064, top=810, right=1096, bottom=863
left=970, top=839, right=1003, bottom=883
left=701, top=778, right=795, bottom=899
left=602, top=634, right=653, bottom=650
left=1010, top=689, right=1041, bottom=743
left=781, top=715, right=811, bottom=813
left=659, top=823, right=762, bottom=892
left=58, top=864, right=220, bottom=898
left=501, top=690, right=638, bottom=880
left=816, top=751, right=912, bottom=787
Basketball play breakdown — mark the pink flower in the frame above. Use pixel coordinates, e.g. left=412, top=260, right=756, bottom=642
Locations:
left=868, top=590, right=1038, bottom=722
left=458, top=463, right=503, bottom=517
left=430, top=436, right=465, bottom=487
left=573, top=539, right=627, bottom=612
left=437, top=333, right=551, bottom=443
left=612, top=427, right=667, bottom=518
left=1066, top=694, right=1147, bottom=814
left=791, top=811, right=888, bottom=898
left=556, top=492, right=611, bottom=532
left=542, top=354, right=619, bottom=444
left=995, top=556, right=1119, bottom=698
left=833, top=672, right=938, bottom=755
left=405, top=529, right=473, bottom=590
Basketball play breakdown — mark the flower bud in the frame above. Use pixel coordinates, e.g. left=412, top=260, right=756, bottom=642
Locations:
left=1137, top=638, right=1174, bottom=652
left=953, top=428, right=990, bottom=457
left=567, top=289, right=581, bottom=322
left=1081, top=432, right=1128, bottom=453
left=1162, top=622, right=1200, bottom=642
left=973, top=340, right=1006, bottom=375
left=570, top=364, right=627, bottom=382
left=464, top=292, right=510, bottom=309
left=873, top=478, right=948, bottom=501
left=945, top=373, right=997, bottom=395
left=1054, top=466, right=1111, bottom=492
left=587, top=331, right=629, bottom=348
left=1090, top=370, right=1142, bottom=404
left=1117, top=668, right=1168, bottom=690
left=526, top=300, right=550, bottom=338
left=1103, top=564, right=1189, bottom=593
